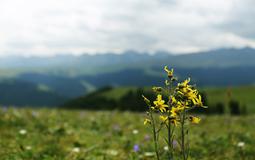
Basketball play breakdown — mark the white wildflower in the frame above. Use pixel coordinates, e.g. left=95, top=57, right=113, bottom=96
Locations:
left=72, top=147, right=80, bottom=153
left=19, top=129, right=27, bottom=135
left=106, top=149, right=118, bottom=156
left=144, top=152, right=155, bottom=157
left=237, top=142, right=245, bottom=148
left=25, top=146, right=32, bottom=150
left=132, top=129, right=139, bottom=135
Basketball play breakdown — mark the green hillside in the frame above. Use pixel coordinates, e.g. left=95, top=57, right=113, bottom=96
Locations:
left=62, top=86, right=255, bottom=113
left=201, top=86, right=255, bottom=113
left=0, top=80, right=68, bottom=106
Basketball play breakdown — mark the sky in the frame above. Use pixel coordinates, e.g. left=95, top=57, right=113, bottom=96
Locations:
left=0, top=0, right=255, bottom=57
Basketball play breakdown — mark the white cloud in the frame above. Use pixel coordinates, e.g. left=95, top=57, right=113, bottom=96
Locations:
left=0, top=0, right=254, bottom=56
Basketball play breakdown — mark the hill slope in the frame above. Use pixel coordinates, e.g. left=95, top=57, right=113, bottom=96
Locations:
left=62, top=86, right=255, bottom=113
left=0, top=80, right=67, bottom=106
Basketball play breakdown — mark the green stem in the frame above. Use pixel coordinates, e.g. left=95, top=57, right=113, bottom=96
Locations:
left=167, top=117, right=173, bottom=160
left=150, top=111, right=160, bottom=160
left=181, top=112, right=186, bottom=160
left=167, top=78, right=174, bottom=160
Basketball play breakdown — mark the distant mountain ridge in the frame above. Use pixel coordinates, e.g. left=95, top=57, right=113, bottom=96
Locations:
left=1, top=47, right=255, bottom=77
left=0, top=47, right=255, bottom=106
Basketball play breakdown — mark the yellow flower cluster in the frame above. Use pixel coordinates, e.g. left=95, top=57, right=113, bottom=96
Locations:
left=175, top=78, right=205, bottom=108
left=143, top=66, right=206, bottom=126
left=142, top=66, right=208, bottom=160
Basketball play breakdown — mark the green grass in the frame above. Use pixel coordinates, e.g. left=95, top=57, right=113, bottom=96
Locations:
left=87, top=86, right=255, bottom=113
left=202, top=86, right=255, bottom=113
left=100, top=87, right=138, bottom=100
left=0, top=108, right=254, bottom=159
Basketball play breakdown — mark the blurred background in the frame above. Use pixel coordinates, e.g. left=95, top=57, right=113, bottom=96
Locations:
left=0, top=0, right=255, bottom=159
left=0, top=0, right=255, bottom=114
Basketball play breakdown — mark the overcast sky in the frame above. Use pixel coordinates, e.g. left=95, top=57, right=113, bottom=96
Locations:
left=0, top=0, right=255, bottom=57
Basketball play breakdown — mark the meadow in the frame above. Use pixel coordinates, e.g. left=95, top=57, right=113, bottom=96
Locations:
left=0, top=108, right=254, bottom=160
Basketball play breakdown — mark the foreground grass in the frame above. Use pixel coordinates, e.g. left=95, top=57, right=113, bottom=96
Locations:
left=0, top=108, right=254, bottom=160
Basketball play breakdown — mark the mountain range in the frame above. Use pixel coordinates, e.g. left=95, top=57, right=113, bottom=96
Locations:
left=0, top=47, right=255, bottom=106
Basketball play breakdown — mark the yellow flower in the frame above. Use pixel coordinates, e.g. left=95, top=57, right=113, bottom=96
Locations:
left=142, top=95, right=151, bottom=105
left=164, top=66, right=174, bottom=79
left=160, top=115, right=179, bottom=126
left=152, top=86, right=163, bottom=92
left=159, top=115, right=168, bottom=122
left=182, top=78, right=190, bottom=87
left=153, top=94, right=168, bottom=112
left=170, top=107, right=179, bottom=117
left=187, top=90, right=198, bottom=99
left=170, top=117, right=179, bottom=126
left=165, top=80, right=170, bottom=86
left=193, top=94, right=207, bottom=108
left=177, top=101, right=188, bottom=110
left=189, top=116, right=201, bottom=124
left=176, top=78, right=205, bottom=108
left=169, top=96, right=177, bottom=105
left=144, top=118, right=151, bottom=125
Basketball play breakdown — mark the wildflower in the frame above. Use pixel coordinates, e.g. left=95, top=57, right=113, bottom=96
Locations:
left=142, top=95, right=151, bottom=105
left=169, top=96, right=177, bottom=105
left=159, top=115, right=168, bottom=123
left=164, top=146, right=169, bottom=151
left=194, top=94, right=207, bottom=108
left=176, top=78, right=207, bottom=109
left=142, top=66, right=207, bottom=160
left=189, top=116, right=201, bottom=124
left=237, top=142, right=245, bottom=148
left=144, top=152, right=155, bottom=157
left=152, top=86, right=163, bottom=92
left=170, top=117, right=179, bottom=126
left=133, top=144, right=140, bottom=152
left=72, top=147, right=80, bottom=153
left=25, top=146, right=32, bottom=150
left=153, top=94, right=168, bottom=112
left=164, top=66, right=174, bottom=79
left=172, top=140, right=179, bottom=149
left=177, top=101, right=189, bottom=111
left=187, top=90, right=199, bottom=102
left=177, top=81, right=197, bottom=101
left=106, top=149, right=119, bottom=156
left=19, top=129, right=27, bottom=135
left=170, top=106, right=182, bottom=117
left=144, top=119, right=151, bottom=125
left=181, top=78, right=190, bottom=87
left=132, top=129, right=139, bottom=135
left=165, top=80, right=170, bottom=86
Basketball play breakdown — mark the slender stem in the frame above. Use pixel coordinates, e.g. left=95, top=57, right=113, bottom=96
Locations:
left=186, top=126, right=190, bottom=160
left=150, top=111, right=160, bottom=160
left=167, top=117, right=172, bottom=160
left=181, top=111, right=186, bottom=160
left=167, top=78, right=174, bottom=160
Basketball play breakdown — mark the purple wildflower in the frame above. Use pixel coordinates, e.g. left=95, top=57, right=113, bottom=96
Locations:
left=133, top=144, right=139, bottom=152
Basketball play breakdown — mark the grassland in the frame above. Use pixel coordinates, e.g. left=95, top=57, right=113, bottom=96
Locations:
left=201, top=86, right=255, bottom=113
left=0, top=108, right=254, bottom=160
left=86, top=85, right=255, bottom=113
